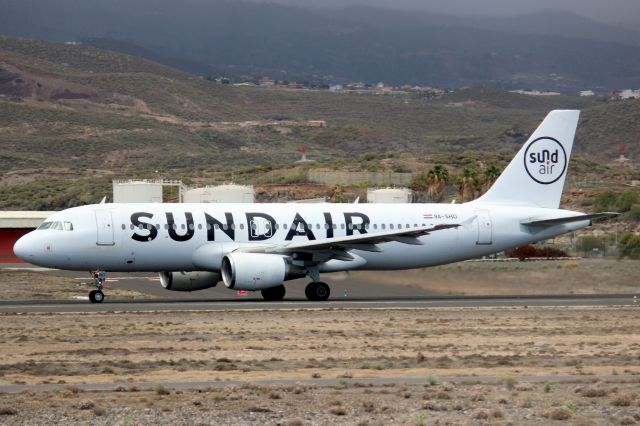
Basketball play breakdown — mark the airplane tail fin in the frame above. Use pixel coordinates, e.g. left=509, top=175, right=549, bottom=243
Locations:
left=472, top=110, right=580, bottom=209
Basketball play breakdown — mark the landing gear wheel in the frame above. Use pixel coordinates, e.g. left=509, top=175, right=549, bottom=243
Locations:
left=261, top=285, right=286, bottom=301
left=93, top=290, right=104, bottom=303
left=305, top=282, right=330, bottom=301
left=89, top=290, right=104, bottom=303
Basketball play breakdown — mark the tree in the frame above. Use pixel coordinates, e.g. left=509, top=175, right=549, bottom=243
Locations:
left=482, top=165, right=501, bottom=192
left=426, top=165, right=449, bottom=201
left=409, top=165, right=449, bottom=202
left=458, top=167, right=479, bottom=202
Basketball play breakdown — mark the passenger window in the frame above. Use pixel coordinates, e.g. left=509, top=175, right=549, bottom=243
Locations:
left=373, top=224, right=378, bottom=230
left=240, top=224, right=245, bottom=230
left=332, top=224, right=337, bottom=229
left=340, top=224, right=345, bottom=229
left=315, top=224, right=320, bottom=230
left=198, top=224, right=202, bottom=230
left=188, top=223, right=194, bottom=231
left=121, top=224, right=126, bottom=230
left=283, top=224, right=288, bottom=230
left=390, top=224, right=394, bottom=229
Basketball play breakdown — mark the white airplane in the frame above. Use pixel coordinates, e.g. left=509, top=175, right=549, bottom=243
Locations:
left=14, top=110, right=617, bottom=303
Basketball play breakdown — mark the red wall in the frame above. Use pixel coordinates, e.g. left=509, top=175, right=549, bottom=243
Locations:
left=0, top=228, right=33, bottom=263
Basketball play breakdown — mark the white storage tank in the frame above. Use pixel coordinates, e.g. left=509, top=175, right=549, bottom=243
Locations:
left=367, top=187, right=412, bottom=203
left=113, top=180, right=163, bottom=203
left=183, top=184, right=254, bottom=203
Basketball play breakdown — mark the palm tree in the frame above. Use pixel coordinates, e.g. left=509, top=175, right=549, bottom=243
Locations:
left=482, top=165, right=501, bottom=192
left=426, top=165, right=449, bottom=201
left=458, top=167, right=479, bottom=201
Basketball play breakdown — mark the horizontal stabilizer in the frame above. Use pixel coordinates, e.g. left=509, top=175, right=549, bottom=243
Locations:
left=522, top=212, right=620, bottom=227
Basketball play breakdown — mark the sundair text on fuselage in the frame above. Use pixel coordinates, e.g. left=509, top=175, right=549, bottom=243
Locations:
left=130, top=211, right=374, bottom=242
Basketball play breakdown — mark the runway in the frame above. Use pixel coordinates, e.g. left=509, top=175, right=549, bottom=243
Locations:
left=0, top=294, right=637, bottom=313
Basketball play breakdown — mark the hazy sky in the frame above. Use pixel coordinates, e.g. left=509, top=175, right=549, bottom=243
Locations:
left=277, top=0, right=640, bottom=27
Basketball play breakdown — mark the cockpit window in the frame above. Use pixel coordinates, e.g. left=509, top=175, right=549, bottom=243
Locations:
left=37, top=221, right=74, bottom=231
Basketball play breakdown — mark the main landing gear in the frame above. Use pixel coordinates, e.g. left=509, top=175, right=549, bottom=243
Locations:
left=305, top=282, right=330, bottom=301
left=261, top=285, right=286, bottom=301
left=89, top=269, right=107, bottom=303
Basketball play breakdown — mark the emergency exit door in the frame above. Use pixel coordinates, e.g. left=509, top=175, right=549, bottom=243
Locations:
left=95, top=210, right=115, bottom=246
left=475, top=210, right=493, bottom=245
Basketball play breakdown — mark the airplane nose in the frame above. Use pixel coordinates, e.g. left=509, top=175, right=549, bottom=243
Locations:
left=13, top=233, right=34, bottom=262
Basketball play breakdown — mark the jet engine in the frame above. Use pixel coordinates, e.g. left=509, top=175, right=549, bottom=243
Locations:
left=159, top=271, right=220, bottom=291
left=221, top=253, right=292, bottom=290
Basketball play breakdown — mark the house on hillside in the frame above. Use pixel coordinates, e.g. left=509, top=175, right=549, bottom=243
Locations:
left=258, top=77, right=275, bottom=88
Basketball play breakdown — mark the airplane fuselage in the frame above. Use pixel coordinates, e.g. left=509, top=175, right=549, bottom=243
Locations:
left=18, top=202, right=589, bottom=273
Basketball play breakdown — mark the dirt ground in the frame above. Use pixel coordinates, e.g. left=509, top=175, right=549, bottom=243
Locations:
left=0, top=306, right=639, bottom=424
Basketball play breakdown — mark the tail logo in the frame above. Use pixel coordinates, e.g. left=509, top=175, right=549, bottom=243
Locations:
left=523, top=137, right=567, bottom=184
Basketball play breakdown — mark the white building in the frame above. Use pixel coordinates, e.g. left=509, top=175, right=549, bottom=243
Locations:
left=113, top=180, right=164, bottom=203
left=183, top=184, right=254, bottom=203
left=367, top=188, right=412, bottom=203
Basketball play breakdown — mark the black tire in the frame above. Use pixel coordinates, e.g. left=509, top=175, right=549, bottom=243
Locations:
left=261, top=285, right=285, bottom=301
left=305, top=282, right=317, bottom=301
left=89, top=290, right=96, bottom=303
left=93, top=290, right=104, bottom=303
left=315, top=282, right=330, bottom=301
left=305, top=282, right=330, bottom=301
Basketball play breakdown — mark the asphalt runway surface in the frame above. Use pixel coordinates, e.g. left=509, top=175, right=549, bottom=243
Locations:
left=2, top=264, right=639, bottom=313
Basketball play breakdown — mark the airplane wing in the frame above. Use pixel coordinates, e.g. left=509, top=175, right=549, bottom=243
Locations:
left=237, top=222, right=463, bottom=260
left=521, top=212, right=620, bottom=227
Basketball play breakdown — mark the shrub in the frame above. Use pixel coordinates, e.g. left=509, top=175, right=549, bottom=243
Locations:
left=155, top=384, right=170, bottom=395
left=549, top=407, right=572, bottom=420
left=503, top=375, right=517, bottom=390
left=619, top=234, right=640, bottom=259
left=426, top=374, right=439, bottom=386
left=506, top=245, right=567, bottom=260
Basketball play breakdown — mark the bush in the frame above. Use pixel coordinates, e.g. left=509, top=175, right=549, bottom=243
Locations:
left=593, top=191, right=639, bottom=213
left=618, top=234, right=640, bottom=259
left=506, top=245, right=568, bottom=260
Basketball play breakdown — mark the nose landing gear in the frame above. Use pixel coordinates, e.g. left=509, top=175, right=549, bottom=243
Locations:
left=89, top=270, right=107, bottom=303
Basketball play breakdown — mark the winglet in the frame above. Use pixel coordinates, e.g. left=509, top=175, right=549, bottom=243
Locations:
left=99, top=196, right=107, bottom=204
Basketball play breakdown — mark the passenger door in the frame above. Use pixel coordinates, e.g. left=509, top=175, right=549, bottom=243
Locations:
left=95, top=210, right=115, bottom=246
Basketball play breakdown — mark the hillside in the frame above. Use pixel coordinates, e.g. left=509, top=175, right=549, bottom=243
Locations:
left=0, top=37, right=638, bottom=211
left=2, top=1, right=640, bottom=91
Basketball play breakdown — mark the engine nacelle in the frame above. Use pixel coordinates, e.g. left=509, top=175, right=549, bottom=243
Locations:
left=159, top=271, right=220, bottom=292
left=221, top=253, right=288, bottom=291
